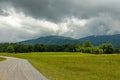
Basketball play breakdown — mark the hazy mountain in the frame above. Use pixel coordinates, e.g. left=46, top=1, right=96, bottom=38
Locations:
left=21, top=34, right=120, bottom=47
left=78, top=34, right=120, bottom=47
left=21, top=36, right=79, bottom=45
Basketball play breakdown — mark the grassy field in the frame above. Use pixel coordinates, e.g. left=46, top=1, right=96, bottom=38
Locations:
left=0, top=52, right=120, bottom=80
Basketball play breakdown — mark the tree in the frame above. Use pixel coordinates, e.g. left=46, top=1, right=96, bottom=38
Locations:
left=82, top=41, right=93, bottom=48
left=0, top=43, right=10, bottom=52
left=45, top=45, right=63, bottom=52
left=72, top=44, right=81, bottom=52
left=99, top=43, right=114, bottom=54
left=34, top=44, right=45, bottom=52
left=7, top=45, right=14, bottom=53
left=26, top=44, right=33, bottom=52
left=91, top=48, right=103, bottom=54
left=114, top=48, right=120, bottom=53
left=63, top=44, right=76, bottom=52
left=14, top=44, right=29, bottom=53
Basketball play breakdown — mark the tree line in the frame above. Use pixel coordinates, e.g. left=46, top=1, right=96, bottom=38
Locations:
left=0, top=41, right=120, bottom=54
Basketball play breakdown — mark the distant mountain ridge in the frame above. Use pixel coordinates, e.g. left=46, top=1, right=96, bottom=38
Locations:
left=21, top=36, right=79, bottom=45
left=21, top=34, right=120, bottom=47
left=78, top=34, right=120, bottom=47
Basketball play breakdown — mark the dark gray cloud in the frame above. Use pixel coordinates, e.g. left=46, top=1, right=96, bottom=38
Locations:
left=1, top=0, right=120, bottom=21
left=22, top=0, right=120, bottom=20
left=0, top=0, right=120, bottom=42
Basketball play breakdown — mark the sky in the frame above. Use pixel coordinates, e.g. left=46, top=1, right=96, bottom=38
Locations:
left=0, top=0, right=120, bottom=42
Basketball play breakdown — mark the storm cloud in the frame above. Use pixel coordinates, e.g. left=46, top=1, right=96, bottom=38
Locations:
left=0, top=0, right=120, bottom=42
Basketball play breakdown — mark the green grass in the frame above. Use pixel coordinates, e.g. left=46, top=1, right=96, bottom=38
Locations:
left=0, top=57, right=6, bottom=61
left=0, top=52, right=120, bottom=80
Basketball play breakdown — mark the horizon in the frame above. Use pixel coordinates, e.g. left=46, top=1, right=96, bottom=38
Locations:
left=0, top=0, right=120, bottom=42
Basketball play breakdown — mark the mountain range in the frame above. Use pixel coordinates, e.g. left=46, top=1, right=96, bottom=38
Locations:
left=21, top=36, right=79, bottom=45
left=21, top=34, right=120, bottom=47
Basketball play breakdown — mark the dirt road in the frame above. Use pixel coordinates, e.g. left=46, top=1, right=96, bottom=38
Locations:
left=0, top=56, right=48, bottom=80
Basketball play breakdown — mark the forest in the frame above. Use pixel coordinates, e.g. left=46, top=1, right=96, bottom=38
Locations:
left=0, top=41, right=120, bottom=54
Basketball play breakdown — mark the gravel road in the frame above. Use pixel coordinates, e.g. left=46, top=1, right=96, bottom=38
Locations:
left=0, top=56, right=48, bottom=80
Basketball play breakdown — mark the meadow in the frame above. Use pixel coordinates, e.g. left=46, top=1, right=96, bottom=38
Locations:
left=0, top=52, right=120, bottom=80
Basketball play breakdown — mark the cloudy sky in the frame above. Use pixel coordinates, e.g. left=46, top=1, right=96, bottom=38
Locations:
left=0, top=0, right=120, bottom=42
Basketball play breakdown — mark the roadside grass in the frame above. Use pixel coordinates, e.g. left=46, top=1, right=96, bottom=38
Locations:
left=0, top=52, right=120, bottom=80
left=0, top=57, right=6, bottom=61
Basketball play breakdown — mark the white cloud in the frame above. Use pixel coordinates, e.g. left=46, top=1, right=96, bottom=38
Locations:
left=0, top=7, right=70, bottom=42
left=71, top=17, right=87, bottom=27
left=0, top=6, right=120, bottom=42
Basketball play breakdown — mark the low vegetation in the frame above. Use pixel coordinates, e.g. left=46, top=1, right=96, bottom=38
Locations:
left=0, top=52, right=120, bottom=80
left=0, top=57, right=6, bottom=61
